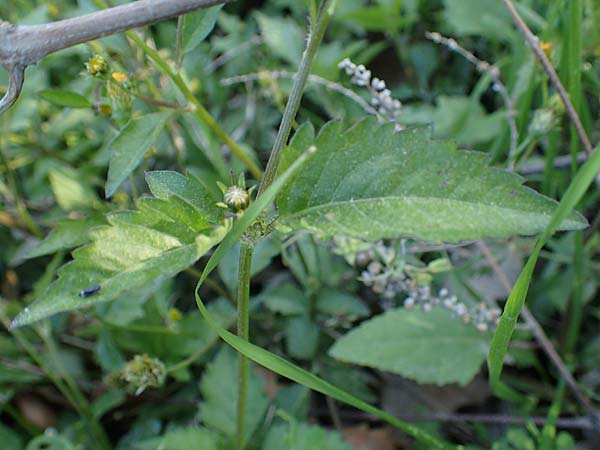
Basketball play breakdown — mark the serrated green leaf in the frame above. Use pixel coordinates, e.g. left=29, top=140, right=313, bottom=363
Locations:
left=277, top=119, right=587, bottom=243
left=145, top=170, right=223, bottom=223
left=39, top=89, right=92, bottom=108
left=106, top=111, right=173, bottom=198
left=137, top=427, right=225, bottom=450
left=329, top=307, right=490, bottom=385
left=182, top=5, right=223, bottom=53
left=24, top=215, right=105, bottom=259
left=199, top=347, right=269, bottom=442
left=12, top=172, right=228, bottom=327
left=262, top=422, right=354, bottom=450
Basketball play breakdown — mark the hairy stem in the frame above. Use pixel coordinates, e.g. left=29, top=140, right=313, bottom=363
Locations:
left=257, top=0, right=335, bottom=195
left=234, top=2, right=334, bottom=447
left=235, top=241, right=253, bottom=450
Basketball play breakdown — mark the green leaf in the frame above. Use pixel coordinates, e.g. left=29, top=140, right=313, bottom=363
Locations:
left=12, top=172, right=228, bottom=327
left=26, top=434, right=75, bottom=450
left=38, top=89, right=92, bottom=108
left=106, top=111, right=173, bottom=198
left=199, top=347, right=269, bottom=441
left=0, top=423, right=23, bottom=450
left=183, top=5, right=223, bottom=53
left=91, top=389, right=126, bottom=419
left=49, top=167, right=101, bottom=211
left=262, top=422, right=354, bottom=450
left=316, top=287, right=369, bottom=318
left=442, top=0, right=514, bottom=40
left=255, top=13, right=304, bottom=66
left=286, top=315, right=320, bottom=360
left=277, top=119, right=587, bottom=243
left=24, top=215, right=105, bottom=259
left=330, top=307, right=490, bottom=385
left=262, top=283, right=308, bottom=316
left=136, top=427, right=225, bottom=450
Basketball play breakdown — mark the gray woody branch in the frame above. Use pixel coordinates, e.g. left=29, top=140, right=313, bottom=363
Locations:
left=0, top=0, right=229, bottom=114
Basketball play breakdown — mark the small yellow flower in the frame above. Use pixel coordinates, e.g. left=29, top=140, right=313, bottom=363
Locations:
left=111, top=72, right=129, bottom=83
left=86, top=55, right=107, bottom=76
left=144, top=145, right=158, bottom=159
left=540, top=41, right=553, bottom=58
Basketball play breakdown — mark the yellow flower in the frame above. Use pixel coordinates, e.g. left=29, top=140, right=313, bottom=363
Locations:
left=111, top=72, right=129, bottom=83
left=540, top=41, right=552, bottom=58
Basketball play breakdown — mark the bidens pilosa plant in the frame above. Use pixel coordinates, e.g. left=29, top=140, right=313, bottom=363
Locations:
left=2, top=0, right=600, bottom=449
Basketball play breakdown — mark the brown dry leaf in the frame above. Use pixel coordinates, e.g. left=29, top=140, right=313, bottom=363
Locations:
left=343, top=424, right=397, bottom=450
left=16, top=393, right=57, bottom=428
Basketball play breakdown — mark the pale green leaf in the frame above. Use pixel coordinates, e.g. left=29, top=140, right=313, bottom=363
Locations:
left=443, top=0, right=514, bottom=40
left=49, top=167, right=101, bottom=211
left=277, top=119, right=587, bottom=243
left=286, top=315, right=320, bottom=360
left=12, top=172, right=228, bottom=327
left=24, top=215, right=105, bottom=259
left=255, top=13, right=304, bottom=66
left=199, top=347, right=269, bottom=442
left=106, top=111, right=173, bottom=198
left=182, top=5, right=223, bottom=53
left=39, top=89, right=92, bottom=108
left=262, top=422, right=354, bottom=450
left=329, top=307, right=490, bottom=385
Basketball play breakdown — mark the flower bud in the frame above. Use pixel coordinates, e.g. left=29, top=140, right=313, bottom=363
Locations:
left=86, top=55, right=108, bottom=76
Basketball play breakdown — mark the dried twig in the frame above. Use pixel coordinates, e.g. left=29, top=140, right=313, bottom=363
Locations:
left=519, top=152, right=588, bottom=175
left=500, top=0, right=593, bottom=155
left=425, top=31, right=518, bottom=165
left=221, top=70, right=378, bottom=116
left=0, top=0, right=230, bottom=113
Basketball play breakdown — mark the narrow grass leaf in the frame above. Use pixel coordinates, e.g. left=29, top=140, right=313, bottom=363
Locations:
left=487, top=144, right=600, bottom=399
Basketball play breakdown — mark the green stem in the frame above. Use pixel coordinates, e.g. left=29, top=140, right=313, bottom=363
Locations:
left=233, top=3, right=334, bottom=448
left=235, top=241, right=254, bottom=450
left=257, top=0, right=335, bottom=195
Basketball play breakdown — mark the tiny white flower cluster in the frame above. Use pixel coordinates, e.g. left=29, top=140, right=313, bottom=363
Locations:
left=404, top=287, right=501, bottom=332
left=349, top=239, right=500, bottom=333
left=337, top=58, right=402, bottom=129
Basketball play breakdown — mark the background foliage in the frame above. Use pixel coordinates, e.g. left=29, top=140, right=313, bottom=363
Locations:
left=1, top=0, right=599, bottom=449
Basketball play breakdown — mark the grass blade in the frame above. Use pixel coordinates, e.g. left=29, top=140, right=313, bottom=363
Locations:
left=487, top=143, right=600, bottom=398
